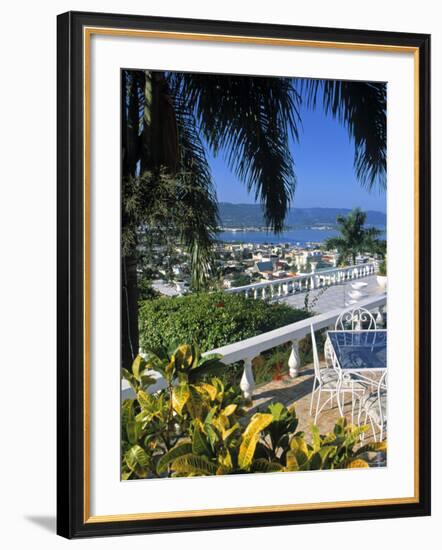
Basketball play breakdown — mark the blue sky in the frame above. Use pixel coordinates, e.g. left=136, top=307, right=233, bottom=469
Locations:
left=206, top=93, right=386, bottom=213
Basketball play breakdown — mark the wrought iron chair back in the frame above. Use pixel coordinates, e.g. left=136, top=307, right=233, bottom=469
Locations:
left=335, top=306, right=377, bottom=331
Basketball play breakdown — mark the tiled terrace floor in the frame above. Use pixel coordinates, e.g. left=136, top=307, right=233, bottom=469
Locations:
left=279, top=274, right=385, bottom=314
left=246, top=362, right=381, bottom=442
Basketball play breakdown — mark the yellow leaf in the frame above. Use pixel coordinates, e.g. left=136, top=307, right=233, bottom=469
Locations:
left=347, top=459, right=369, bottom=469
left=222, top=423, right=239, bottom=441
left=238, top=413, right=273, bottom=470
left=290, top=436, right=309, bottom=455
left=199, top=383, right=217, bottom=401
left=219, top=450, right=233, bottom=469
left=131, top=355, right=143, bottom=379
left=286, top=450, right=299, bottom=471
left=175, top=345, right=194, bottom=370
left=172, top=384, right=190, bottom=415
left=222, top=404, right=237, bottom=417
left=186, top=386, right=204, bottom=419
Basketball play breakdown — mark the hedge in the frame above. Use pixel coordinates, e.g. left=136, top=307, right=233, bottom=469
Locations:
left=139, top=291, right=310, bottom=353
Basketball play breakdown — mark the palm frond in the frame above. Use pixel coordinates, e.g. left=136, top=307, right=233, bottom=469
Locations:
left=170, top=73, right=302, bottom=232
left=299, top=79, right=386, bottom=192
left=172, top=92, right=220, bottom=289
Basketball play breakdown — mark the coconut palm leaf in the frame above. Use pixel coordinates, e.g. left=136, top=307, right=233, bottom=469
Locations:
left=170, top=73, right=302, bottom=232
left=300, top=79, right=386, bottom=191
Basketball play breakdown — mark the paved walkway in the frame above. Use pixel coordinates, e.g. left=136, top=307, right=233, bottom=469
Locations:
left=278, top=275, right=384, bottom=314
left=246, top=363, right=382, bottom=442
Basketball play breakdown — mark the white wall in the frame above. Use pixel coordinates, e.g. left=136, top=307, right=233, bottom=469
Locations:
left=0, top=0, right=439, bottom=547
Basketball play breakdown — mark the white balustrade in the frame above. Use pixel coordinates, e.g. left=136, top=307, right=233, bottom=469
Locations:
left=225, top=263, right=376, bottom=303
left=121, top=293, right=386, bottom=401
left=204, top=294, right=386, bottom=400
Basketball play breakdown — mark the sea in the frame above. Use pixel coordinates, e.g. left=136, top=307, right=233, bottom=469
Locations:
left=218, top=228, right=340, bottom=246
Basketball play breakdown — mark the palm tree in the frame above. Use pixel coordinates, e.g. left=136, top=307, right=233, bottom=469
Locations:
left=122, top=70, right=386, bottom=369
left=122, top=70, right=301, bottom=368
left=323, top=208, right=385, bottom=266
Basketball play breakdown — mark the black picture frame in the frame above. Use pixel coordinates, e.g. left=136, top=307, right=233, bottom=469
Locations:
left=57, top=10, right=431, bottom=539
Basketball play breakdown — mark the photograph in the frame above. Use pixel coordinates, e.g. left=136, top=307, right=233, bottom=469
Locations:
left=120, top=69, right=389, bottom=480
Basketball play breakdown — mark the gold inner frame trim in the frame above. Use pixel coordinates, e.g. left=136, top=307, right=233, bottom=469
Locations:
left=82, top=26, right=420, bottom=524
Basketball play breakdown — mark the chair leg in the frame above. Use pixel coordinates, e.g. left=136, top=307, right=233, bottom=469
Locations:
left=336, top=386, right=344, bottom=417
left=309, top=378, right=317, bottom=416
left=314, top=388, right=322, bottom=424
left=351, top=391, right=355, bottom=424
left=360, top=410, right=368, bottom=443
left=369, top=417, right=377, bottom=442
left=380, top=423, right=384, bottom=442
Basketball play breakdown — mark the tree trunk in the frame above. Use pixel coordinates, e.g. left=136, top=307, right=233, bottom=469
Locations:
left=121, top=70, right=180, bottom=370
left=121, top=254, right=139, bottom=370
left=121, top=70, right=144, bottom=370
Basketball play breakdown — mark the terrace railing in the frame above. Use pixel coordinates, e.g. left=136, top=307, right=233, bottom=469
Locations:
left=225, top=263, right=376, bottom=301
left=121, top=289, right=385, bottom=402
left=203, top=294, right=386, bottom=400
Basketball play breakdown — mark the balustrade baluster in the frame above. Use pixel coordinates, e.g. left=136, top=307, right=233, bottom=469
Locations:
left=288, top=340, right=300, bottom=378
left=240, top=358, right=255, bottom=400
left=376, top=306, right=385, bottom=326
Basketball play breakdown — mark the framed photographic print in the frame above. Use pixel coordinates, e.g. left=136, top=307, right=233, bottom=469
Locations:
left=57, top=11, right=431, bottom=538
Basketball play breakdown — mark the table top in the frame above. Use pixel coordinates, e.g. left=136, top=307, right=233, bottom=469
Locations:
left=327, top=330, right=387, bottom=371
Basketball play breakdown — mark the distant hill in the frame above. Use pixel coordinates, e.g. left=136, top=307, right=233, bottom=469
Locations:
left=218, top=203, right=386, bottom=228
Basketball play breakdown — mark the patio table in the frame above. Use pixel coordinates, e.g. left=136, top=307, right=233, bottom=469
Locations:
left=326, top=329, right=387, bottom=416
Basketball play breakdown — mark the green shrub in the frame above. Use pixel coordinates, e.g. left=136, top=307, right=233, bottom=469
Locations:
left=378, top=259, right=387, bottom=276
left=139, top=291, right=310, bottom=353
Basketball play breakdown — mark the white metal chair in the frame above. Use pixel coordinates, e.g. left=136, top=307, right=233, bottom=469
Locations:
left=309, top=325, right=366, bottom=424
left=335, top=307, right=381, bottom=393
left=335, top=307, right=377, bottom=331
left=324, top=306, right=373, bottom=368
left=324, top=336, right=334, bottom=368
left=359, top=371, right=387, bottom=442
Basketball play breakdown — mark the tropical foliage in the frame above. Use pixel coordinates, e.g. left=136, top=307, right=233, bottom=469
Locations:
left=121, top=345, right=387, bottom=479
left=323, top=207, right=386, bottom=265
left=139, top=291, right=310, bottom=353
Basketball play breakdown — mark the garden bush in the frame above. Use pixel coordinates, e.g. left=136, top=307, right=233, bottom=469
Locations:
left=139, top=291, right=310, bottom=353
